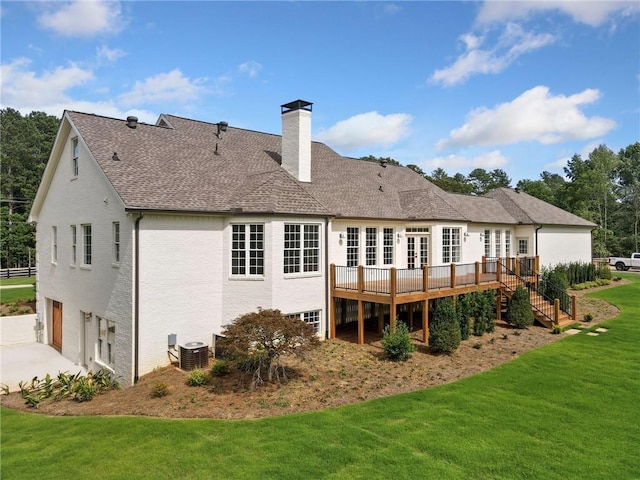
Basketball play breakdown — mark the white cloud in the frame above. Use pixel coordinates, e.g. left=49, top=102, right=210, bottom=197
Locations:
left=316, top=111, right=413, bottom=153
left=1, top=57, right=94, bottom=107
left=97, top=44, right=126, bottom=63
left=476, top=1, right=639, bottom=27
left=424, top=150, right=508, bottom=170
left=37, top=0, right=124, bottom=37
left=238, top=60, right=263, bottom=78
left=430, top=23, right=556, bottom=87
left=436, top=86, right=616, bottom=150
left=118, top=69, right=208, bottom=107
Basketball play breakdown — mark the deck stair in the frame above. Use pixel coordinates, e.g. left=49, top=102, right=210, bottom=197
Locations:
left=498, top=259, right=575, bottom=329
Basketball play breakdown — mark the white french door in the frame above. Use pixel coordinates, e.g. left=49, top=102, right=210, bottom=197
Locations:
left=407, top=236, right=429, bottom=269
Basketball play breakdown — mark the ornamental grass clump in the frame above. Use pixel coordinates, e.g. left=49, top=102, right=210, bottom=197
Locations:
left=381, top=320, right=416, bottom=362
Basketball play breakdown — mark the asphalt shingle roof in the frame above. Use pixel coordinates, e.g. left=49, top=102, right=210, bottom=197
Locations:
left=65, top=111, right=595, bottom=227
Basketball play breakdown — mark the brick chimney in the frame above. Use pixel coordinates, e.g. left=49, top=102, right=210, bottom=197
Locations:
left=281, top=100, right=312, bottom=183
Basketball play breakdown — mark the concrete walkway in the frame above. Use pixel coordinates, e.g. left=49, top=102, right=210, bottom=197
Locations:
left=0, top=314, right=86, bottom=392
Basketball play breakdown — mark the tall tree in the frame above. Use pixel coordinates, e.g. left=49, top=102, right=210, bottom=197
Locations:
left=616, top=142, right=640, bottom=252
left=0, top=109, right=59, bottom=268
left=467, top=168, right=511, bottom=195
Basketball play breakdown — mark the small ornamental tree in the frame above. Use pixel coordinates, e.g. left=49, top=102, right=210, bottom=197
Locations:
left=219, top=309, right=319, bottom=388
left=429, top=298, right=461, bottom=354
left=457, top=293, right=474, bottom=341
left=506, top=285, right=534, bottom=329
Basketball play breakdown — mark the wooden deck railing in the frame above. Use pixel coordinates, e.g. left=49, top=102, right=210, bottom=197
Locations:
left=331, top=261, right=503, bottom=296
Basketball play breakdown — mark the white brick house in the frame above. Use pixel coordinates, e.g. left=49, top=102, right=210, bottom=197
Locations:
left=29, top=100, right=595, bottom=386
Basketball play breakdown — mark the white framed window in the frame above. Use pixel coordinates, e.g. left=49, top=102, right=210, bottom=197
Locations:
left=97, top=316, right=115, bottom=366
left=231, top=224, right=264, bottom=276
left=383, top=228, right=394, bottom=265
left=494, top=230, right=501, bottom=257
left=505, top=230, right=511, bottom=257
left=82, top=224, right=92, bottom=266
left=484, top=229, right=491, bottom=257
left=70, top=225, right=76, bottom=264
left=365, top=227, right=377, bottom=266
left=287, top=310, right=321, bottom=335
left=518, top=238, right=528, bottom=255
left=346, top=227, right=359, bottom=267
left=51, top=226, right=57, bottom=263
left=72, top=138, right=79, bottom=177
left=112, top=222, right=120, bottom=264
left=284, top=224, right=320, bottom=274
left=442, top=227, right=461, bottom=263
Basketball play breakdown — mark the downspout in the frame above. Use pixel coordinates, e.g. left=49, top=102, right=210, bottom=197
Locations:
left=134, top=212, right=144, bottom=383
left=535, top=225, right=543, bottom=256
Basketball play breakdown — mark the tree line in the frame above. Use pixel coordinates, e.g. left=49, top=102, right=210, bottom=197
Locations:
left=364, top=142, right=640, bottom=258
left=1, top=109, right=637, bottom=268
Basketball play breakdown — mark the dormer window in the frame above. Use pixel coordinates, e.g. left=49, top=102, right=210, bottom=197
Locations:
left=72, top=138, right=79, bottom=177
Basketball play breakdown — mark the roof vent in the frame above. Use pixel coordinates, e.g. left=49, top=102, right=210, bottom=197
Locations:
left=126, top=116, right=138, bottom=129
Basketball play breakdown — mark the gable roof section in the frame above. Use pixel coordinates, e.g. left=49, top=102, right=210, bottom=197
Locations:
left=65, top=112, right=330, bottom=216
left=485, top=188, right=596, bottom=227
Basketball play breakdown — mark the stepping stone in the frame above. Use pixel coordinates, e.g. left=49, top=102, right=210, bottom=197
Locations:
left=578, top=324, right=590, bottom=329
left=586, top=332, right=599, bottom=336
left=564, top=329, right=581, bottom=335
left=595, top=327, right=608, bottom=333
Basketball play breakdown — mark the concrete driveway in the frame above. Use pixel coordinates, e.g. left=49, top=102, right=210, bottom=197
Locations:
left=0, top=314, right=86, bottom=392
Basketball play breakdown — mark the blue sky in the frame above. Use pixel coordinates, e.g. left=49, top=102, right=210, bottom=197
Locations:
left=1, top=1, right=638, bottom=182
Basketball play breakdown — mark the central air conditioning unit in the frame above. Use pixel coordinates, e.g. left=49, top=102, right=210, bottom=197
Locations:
left=179, top=342, right=209, bottom=370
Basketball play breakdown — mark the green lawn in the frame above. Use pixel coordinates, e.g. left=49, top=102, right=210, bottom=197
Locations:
left=2, top=274, right=639, bottom=479
left=0, top=276, right=35, bottom=287
left=0, top=286, right=35, bottom=304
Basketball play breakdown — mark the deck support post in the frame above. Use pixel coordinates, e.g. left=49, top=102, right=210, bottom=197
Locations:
left=450, top=263, right=456, bottom=289
left=422, top=300, right=429, bottom=343
left=554, top=299, right=560, bottom=326
left=422, top=265, right=429, bottom=292
left=475, top=261, right=481, bottom=285
left=482, top=256, right=486, bottom=274
left=357, top=265, right=364, bottom=293
left=571, top=295, right=577, bottom=321
left=357, top=300, right=364, bottom=345
left=535, top=256, right=540, bottom=275
left=378, top=304, right=385, bottom=334
left=390, top=268, right=397, bottom=332
left=497, top=261, right=502, bottom=283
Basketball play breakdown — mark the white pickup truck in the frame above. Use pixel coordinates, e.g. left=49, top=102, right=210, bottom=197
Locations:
left=608, top=253, right=640, bottom=271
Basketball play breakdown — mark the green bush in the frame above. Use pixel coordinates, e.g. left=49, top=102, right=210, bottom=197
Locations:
left=150, top=382, right=170, bottom=398
left=506, top=285, right=534, bottom=329
left=381, top=320, right=416, bottom=362
left=429, top=298, right=461, bottom=354
left=186, top=369, right=208, bottom=387
left=211, top=360, right=231, bottom=376
left=552, top=325, right=563, bottom=334
left=583, top=313, right=594, bottom=322
left=457, top=294, right=473, bottom=341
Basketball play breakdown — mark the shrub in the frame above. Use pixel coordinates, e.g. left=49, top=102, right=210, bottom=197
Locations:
left=211, top=360, right=231, bottom=377
left=381, top=320, right=416, bottom=362
left=429, top=298, right=461, bottom=354
left=151, top=382, right=170, bottom=398
left=73, top=377, right=97, bottom=402
left=506, top=285, right=534, bottom=329
left=552, top=325, right=563, bottom=334
left=186, top=369, right=208, bottom=387
left=583, top=313, right=594, bottom=322
left=457, top=294, right=473, bottom=341
left=596, top=262, right=612, bottom=280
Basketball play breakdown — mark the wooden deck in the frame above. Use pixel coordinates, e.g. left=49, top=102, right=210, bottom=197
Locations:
left=329, top=257, right=576, bottom=345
